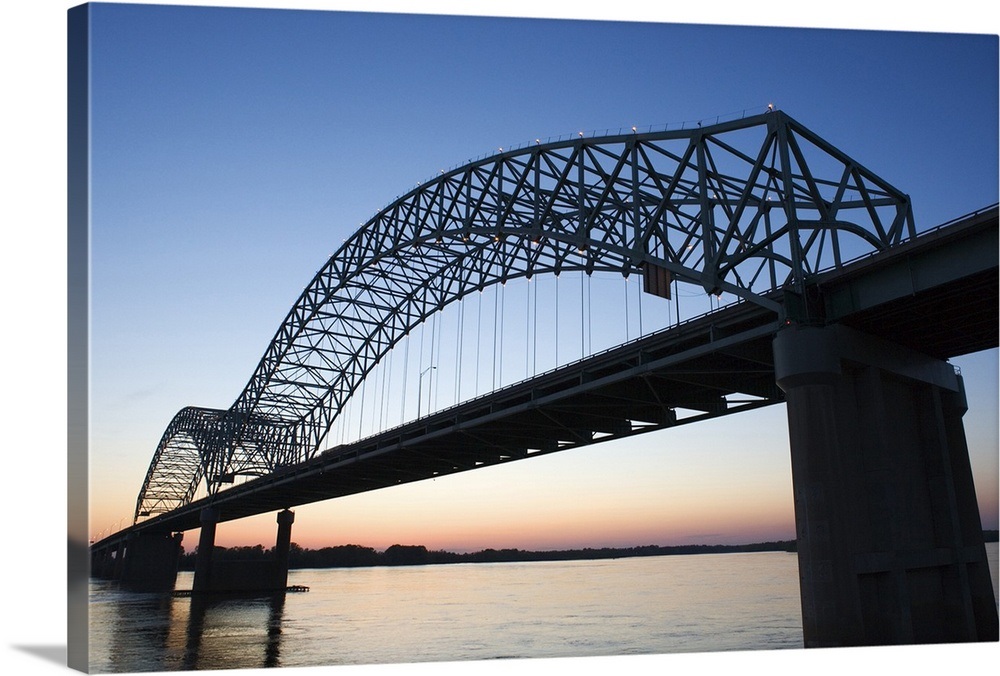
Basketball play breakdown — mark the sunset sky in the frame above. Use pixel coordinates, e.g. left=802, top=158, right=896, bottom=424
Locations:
left=82, top=1, right=999, bottom=555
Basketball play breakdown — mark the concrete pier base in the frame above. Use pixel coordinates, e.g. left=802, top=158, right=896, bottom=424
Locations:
left=191, top=508, right=296, bottom=594
left=774, top=324, right=998, bottom=646
left=118, top=532, right=183, bottom=592
left=90, top=545, right=114, bottom=579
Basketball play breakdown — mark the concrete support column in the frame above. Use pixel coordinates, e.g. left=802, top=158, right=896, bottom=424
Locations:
left=192, top=507, right=220, bottom=593
left=91, top=546, right=113, bottom=579
left=935, top=382, right=1000, bottom=640
left=112, top=539, right=127, bottom=580
left=273, top=509, right=295, bottom=591
left=774, top=324, right=998, bottom=647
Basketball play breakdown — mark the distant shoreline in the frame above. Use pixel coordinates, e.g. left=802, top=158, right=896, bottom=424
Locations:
left=179, top=540, right=799, bottom=571
left=178, top=531, right=997, bottom=571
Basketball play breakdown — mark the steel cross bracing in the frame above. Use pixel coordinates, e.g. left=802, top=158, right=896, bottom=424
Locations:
left=134, top=110, right=914, bottom=522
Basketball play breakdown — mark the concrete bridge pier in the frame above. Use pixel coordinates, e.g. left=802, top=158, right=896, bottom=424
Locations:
left=273, top=509, right=295, bottom=590
left=112, top=539, right=127, bottom=580
left=774, top=324, right=998, bottom=647
left=90, top=544, right=114, bottom=579
left=192, top=507, right=296, bottom=593
left=118, top=531, right=184, bottom=592
left=192, top=507, right=220, bottom=593
left=89, top=541, right=126, bottom=580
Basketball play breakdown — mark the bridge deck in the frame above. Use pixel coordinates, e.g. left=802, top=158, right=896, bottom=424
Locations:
left=129, top=298, right=785, bottom=534
left=818, top=205, right=998, bottom=358
left=95, top=206, right=998, bottom=547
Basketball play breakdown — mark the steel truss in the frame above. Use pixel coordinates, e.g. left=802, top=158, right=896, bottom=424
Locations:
left=134, top=110, right=913, bottom=522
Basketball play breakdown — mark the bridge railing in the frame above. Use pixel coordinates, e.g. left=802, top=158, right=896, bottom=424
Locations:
left=814, top=202, right=999, bottom=274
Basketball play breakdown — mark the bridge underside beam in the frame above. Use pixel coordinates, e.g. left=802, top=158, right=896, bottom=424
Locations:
left=774, top=324, right=998, bottom=647
left=814, top=206, right=999, bottom=358
left=277, top=317, right=783, bottom=497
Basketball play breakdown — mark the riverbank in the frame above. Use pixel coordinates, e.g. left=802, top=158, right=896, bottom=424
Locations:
left=177, top=529, right=998, bottom=571
left=180, top=539, right=799, bottom=570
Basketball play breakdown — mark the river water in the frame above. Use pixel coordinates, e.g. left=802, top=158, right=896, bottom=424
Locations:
left=88, top=543, right=999, bottom=673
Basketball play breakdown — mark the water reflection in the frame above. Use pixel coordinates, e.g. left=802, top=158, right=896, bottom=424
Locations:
left=87, top=546, right=997, bottom=672
left=264, top=593, right=286, bottom=668
left=90, top=579, right=291, bottom=672
left=97, top=586, right=178, bottom=671
left=182, top=592, right=288, bottom=670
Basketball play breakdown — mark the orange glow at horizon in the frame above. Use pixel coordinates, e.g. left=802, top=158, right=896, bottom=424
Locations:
left=201, top=493, right=796, bottom=555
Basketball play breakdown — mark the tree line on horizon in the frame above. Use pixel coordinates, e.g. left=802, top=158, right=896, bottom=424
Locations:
left=176, top=530, right=998, bottom=571
left=178, top=539, right=801, bottom=570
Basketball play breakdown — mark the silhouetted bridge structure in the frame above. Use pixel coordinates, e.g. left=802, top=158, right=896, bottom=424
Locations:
left=91, top=110, right=998, bottom=648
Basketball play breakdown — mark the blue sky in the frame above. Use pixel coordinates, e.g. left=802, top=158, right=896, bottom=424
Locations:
left=82, top=2, right=999, bottom=550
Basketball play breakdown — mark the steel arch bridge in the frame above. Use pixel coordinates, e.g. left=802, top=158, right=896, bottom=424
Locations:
left=134, top=110, right=914, bottom=523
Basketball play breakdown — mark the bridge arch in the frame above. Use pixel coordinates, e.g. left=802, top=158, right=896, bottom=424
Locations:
left=135, top=110, right=913, bottom=522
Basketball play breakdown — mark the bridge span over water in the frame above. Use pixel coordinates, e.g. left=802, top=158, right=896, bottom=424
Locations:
left=91, top=111, right=998, bottom=648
